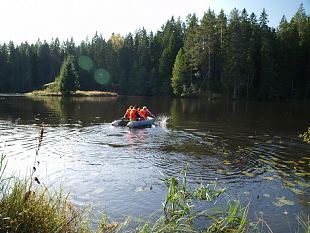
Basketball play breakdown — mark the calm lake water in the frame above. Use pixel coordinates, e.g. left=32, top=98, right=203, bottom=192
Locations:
left=0, top=95, right=309, bottom=232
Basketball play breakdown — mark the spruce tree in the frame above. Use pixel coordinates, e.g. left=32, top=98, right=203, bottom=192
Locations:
left=172, top=48, right=187, bottom=96
left=55, top=56, right=79, bottom=96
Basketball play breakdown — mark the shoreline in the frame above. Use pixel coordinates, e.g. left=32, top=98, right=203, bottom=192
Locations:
left=24, top=90, right=118, bottom=97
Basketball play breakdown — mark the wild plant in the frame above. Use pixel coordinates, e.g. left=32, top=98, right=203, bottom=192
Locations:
left=138, top=168, right=248, bottom=233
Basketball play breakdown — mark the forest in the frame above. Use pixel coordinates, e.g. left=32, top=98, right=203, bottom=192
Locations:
left=0, top=4, right=309, bottom=100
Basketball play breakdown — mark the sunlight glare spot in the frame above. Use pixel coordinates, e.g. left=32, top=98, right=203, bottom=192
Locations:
left=94, top=68, right=110, bottom=85
left=78, top=55, right=94, bottom=71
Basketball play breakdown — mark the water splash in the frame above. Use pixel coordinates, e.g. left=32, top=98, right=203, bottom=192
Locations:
left=156, top=115, right=170, bottom=128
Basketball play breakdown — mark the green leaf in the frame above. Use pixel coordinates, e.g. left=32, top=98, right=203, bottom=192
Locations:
left=242, top=171, right=254, bottom=177
left=271, top=157, right=280, bottom=161
left=263, top=176, right=274, bottom=181
left=289, top=187, right=304, bottom=195
left=295, top=172, right=310, bottom=177
left=135, top=186, right=144, bottom=192
left=258, top=158, right=270, bottom=164
left=273, top=201, right=285, bottom=207
left=273, top=196, right=294, bottom=207
left=283, top=180, right=295, bottom=187
left=223, top=160, right=231, bottom=165
left=296, top=180, right=310, bottom=188
left=244, top=191, right=250, bottom=196
left=263, top=193, right=270, bottom=198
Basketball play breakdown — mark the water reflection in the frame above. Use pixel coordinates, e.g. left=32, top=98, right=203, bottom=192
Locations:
left=0, top=96, right=309, bottom=232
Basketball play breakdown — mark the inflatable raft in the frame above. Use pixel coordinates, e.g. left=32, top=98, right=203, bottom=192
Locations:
left=112, top=117, right=155, bottom=128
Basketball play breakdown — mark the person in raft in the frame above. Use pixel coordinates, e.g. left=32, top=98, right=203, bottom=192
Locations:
left=129, top=105, right=142, bottom=121
left=139, top=106, right=155, bottom=120
left=123, top=106, right=133, bottom=119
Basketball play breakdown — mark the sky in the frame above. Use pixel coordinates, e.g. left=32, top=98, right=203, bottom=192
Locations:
left=1, top=0, right=309, bottom=45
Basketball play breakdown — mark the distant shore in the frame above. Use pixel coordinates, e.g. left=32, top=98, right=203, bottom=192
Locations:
left=25, top=90, right=118, bottom=97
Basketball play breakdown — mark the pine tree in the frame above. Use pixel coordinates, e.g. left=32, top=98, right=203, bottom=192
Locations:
left=172, top=48, right=187, bottom=96
left=119, top=33, right=135, bottom=95
left=291, top=4, right=310, bottom=98
left=54, top=56, right=79, bottom=96
left=222, top=8, right=242, bottom=98
left=199, top=9, right=217, bottom=96
left=0, top=44, right=9, bottom=92
left=37, top=41, right=52, bottom=85
left=258, top=9, right=276, bottom=99
left=183, top=14, right=199, bottom=89
left=215, top=9, right=227, bottom=93
left=159, top=17, right=184, bottom=96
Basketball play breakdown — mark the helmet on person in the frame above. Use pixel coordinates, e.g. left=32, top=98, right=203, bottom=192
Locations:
left=143, top=106, right=147, bottom=110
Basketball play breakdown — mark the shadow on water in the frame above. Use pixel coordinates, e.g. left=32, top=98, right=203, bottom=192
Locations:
left=0, top=96, right=309, bottom=232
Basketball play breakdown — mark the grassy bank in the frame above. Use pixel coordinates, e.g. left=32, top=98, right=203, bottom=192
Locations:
left=25, top=90, right=118, bottom=97
left=0, top=179, right=90, bottom=232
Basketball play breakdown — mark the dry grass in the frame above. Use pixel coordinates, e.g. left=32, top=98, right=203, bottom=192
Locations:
left=74, top=90, right=118, bottom=97
left=25, top=90, right=118, bottom=97
left=0, top=180, right=90, bottom=233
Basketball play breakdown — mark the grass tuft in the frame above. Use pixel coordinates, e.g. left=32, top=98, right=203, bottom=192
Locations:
left=296, top=213, right=310, bottom=233
left=0, top=179, right=90, bottom=233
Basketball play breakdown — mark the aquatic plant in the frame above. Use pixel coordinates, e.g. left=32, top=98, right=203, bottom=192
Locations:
left=296, top=213, right=310, bottom=233
left=97, top=212, right=131, bottom=233
left=137, top=169, right=248, bottom=233
left=299, top=127, right=310, bottom=144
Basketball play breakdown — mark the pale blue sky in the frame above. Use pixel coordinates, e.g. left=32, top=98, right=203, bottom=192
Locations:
left=1, top=0, right=309, bottom=44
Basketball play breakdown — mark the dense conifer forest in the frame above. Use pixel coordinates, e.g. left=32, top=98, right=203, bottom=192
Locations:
left=0, top=5, right=309, bottom=100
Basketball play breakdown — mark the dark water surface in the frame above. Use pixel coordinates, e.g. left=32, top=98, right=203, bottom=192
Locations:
left=0, top=96, right=309, bottom=232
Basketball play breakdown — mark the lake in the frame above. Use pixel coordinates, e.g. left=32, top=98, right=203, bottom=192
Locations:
left=0, top=95, right=309, bottom=232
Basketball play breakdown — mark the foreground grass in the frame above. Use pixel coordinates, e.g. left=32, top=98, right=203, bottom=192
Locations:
left=0, top=180, right=90, bottom=233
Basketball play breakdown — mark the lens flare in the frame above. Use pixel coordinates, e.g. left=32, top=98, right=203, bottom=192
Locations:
left=78, top=55, right=94, bottom=71
left=94, top=68, right=110, bottom=85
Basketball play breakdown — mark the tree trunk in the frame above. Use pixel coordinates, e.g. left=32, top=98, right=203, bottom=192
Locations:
left=246, top=73, right=250, bottom=99
left=233, top=78, right=237, bottom=99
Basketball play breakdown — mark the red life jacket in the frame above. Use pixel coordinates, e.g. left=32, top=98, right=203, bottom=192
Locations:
left=145, top=108, right=153, bottom=117
left=125, top=109, right=131, bottom=118
left=139, top=109, right=147, bottom=120
left=129, top=109, right=137, bottom=120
